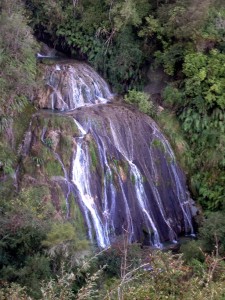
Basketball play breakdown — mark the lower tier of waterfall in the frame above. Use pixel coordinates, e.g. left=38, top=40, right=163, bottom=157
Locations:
left=20, top=103, right=195, bottom=248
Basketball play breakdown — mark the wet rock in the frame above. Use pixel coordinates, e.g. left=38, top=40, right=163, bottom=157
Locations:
left=35, top=62, right=113, bottom=110
left=19, top=62, right=195, bottom=248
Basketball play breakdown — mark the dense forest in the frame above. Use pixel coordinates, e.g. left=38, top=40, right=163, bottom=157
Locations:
left=0, top=0, right=225, bottom=299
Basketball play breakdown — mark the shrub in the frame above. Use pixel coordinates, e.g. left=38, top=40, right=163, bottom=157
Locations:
left=180, top=240, right=205, bottom=263
left=124, top=90, right=156, bottom=117
left=199, top=211, right=225, bottom=255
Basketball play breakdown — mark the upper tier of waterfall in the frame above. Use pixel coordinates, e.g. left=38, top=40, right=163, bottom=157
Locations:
left=23, top=61, right=195, bottom=248
left=37, top=62, right=113, bottom=110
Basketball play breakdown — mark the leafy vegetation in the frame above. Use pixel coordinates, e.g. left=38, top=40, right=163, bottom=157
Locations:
left=1, top=241, right=225, bottom=299
left=0, top=0, right=38, bottom=178
left=0, top=0, right=225, bottom=298
left=124, top=90, right=156, bottom=117
left=26, top=0, right=151, bottom=92
left=0, top=0, right=38, bottom=130
left=161, top=31, right=225, bottom=211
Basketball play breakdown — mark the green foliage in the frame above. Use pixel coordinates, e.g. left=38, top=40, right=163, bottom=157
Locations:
left=53, top=115, right=78, bottom=133
left=45, top=159, right=63, bottom=177
left=21, top=114, right=77, bottom=179
left=43, top=222, right=83, bottom=249
left=152, top=139, right=165, bottom=153
left=155, top=43, right=192, bottom=76
left=200, top=7, right=225, bottom=42
left=0, top=205, right=50, bottom=297
left=125, top=90, right=156, bottom=116
left=159, top=5, right=225, bottom=211
left=174, top=49, right=225, bottom=209
left=180, top=240, right=205, bottom=264
left=18, top=186, right=54, bottom=220
left=138, top=14, right=161, bottom=39
left=199, top=212, right=225, bottom=255
left=191, top=172, right=225, bottom=211
left=40, top=267, right=75, bottom=300
left=163, top=85, right=184, bottom=108
left=89, top=141, right=98, bottom=171
left=0, top=0, right=38, bottom=180
left=0, top=177, right=15, bottom=202
left=0, top=283, right=30, bottom=300
left=0, top=143, right=15, bottom=175
left=157, top=111, right=191, bottom=167
left=109, top=0, right=151, bottom=31
left=1, top=242, right=225, bottom=299
left=0, top=0, right=38, bottom=133
left=32, top=156, right=44, bottom=167
left=40, top=261, right=104, bottom=300
left=13, top=103, right=36, bottom=148
left=103, top=26, right=145, bottom=92
left=68, top=194, right=86, bottom=236
left=14, top=255, right=51, bottom=299
left=100, top=249, right=225, bottom=300
left=97, top=242, right=142, bottom=278
left=183, top=50, right=225, bottom=109
left=42, top=222, right=89, bottom=270
left=44, top=137, right=53, bottom=149
left=0, top=0, right=225, bottom=297
left=26, top=0, right=151, bottom=92
left=0, top=184, right=89, bottom=298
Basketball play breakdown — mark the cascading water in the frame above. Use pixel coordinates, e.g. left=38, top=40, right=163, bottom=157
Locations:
left=72, top=121, right=110, bottom=248
left=38, top=62, right=113, bottom=110
left=129, top=162, right=162, bottom=248
left=34, top=61, right=195, bottom=248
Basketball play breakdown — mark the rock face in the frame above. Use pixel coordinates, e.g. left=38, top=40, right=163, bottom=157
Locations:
left=144, top=66, right=169, bottom=105
left=22, top=61, right=194, bottom=248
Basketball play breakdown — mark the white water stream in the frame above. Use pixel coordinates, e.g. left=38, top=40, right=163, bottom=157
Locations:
left=72, top=120, right=110, bottom=248
left=40, top=61, right=194, bottom=248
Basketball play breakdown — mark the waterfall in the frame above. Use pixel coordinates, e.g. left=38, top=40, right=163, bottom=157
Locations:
left=129, top=163, right=162, bottom=248
left=39, top=62, right=113, bottom=110
left=32, top=61, right=195, bottom=248
left=150, top=122, right=194, bottom=235
left=71, top=121, right=110, bottom=248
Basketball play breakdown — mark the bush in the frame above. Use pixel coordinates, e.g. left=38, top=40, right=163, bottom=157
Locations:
left=199, top=211, right=225, bottom=255
left=124, top=90, right=156, bottom=117
left=180, top=240, right=205, bottom=264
